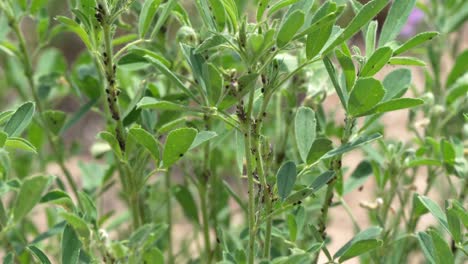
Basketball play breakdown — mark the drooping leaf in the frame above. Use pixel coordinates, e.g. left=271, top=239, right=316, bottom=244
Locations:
left=4, top=102, right=35, bottom=137
left=162, top=128, right=197, bottom=168
left=277, top=161, right=297, bottom=201
left=295, top=107, right=316, bottom=163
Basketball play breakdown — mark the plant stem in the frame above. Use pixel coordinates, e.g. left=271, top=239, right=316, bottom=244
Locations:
left=165, top=169, right=174, bottom=264
left=102, top=22, right=126, bottom=152
left=313, top=117, right=355, bottom=264
left=199, top=184, right=212, bottom=263
left=243, top=83, right=256, bottom=264
left=8, top=17, right=81, bottom=206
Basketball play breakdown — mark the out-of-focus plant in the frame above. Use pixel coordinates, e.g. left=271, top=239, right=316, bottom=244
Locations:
left=0, top=0, right=466, bottom=263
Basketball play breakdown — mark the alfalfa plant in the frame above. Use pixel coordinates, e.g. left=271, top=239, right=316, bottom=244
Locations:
left=0, top=0, right=466, bottom=263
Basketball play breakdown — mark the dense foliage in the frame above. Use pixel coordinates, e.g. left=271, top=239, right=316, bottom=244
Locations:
left=0, top=0, right=467, bottom=263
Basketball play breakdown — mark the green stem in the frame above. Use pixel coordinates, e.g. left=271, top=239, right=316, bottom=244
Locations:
left=8, top=17, right=81, bottom=207
left=165, top=169, right=174, bottom=264
left=313, top=117, right=354, bottom=264
left=200, top=184, right=212, bottom=263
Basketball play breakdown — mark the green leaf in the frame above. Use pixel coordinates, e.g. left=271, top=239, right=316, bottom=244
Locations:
left=348, top=78, right=385, bottom=117
left=0, top=131, right=7, bottom=147
left=28, top=246, right=52, bottom=264
left=14, top=175, right=51, bottom=221
left=61, top=225, right=81, bottom=264
left=393, top=31, right=439, bottom=56
left=417, top=195, right=450, bottom=233
left=446, top=49, right=468, bottom=88
left=59, top=212, right=90, bottom=240
left=284, top=188, right=314, bottom=205
left=143, top=248, right=165, bottom=263
left=307, top=138, right=333, bottom=164
left=442, top=2, right=468, bottom=33
left=189, top=131, right=217, bottom=150
left=61, top=98, right=99, bottom=135
left=98, top=131, right=122, bottom=159
left=446, top=81, right=468, bottom=105
left=417, top=232, right=437, bottom=264
left=322, top=133, right=382, bottom=160
left=137, top=97, right=187, bottom=111
left=369, top=98, right=424, bottom=115
left=310, top=170, right=336, bottom=192
left=174, top=184, right=199, bottom=223
left=55, top=16, right=92, bottom=50
left=4, top=102, right=35, bottom=137
left=440, top=139, right=455, bottom=165
left=323, top=57, right=347, bottom=109
left=382, top=68, right=412, bottom=100
left=287, top=214, right=297, bottom=241
left=446, top=205, right=462, bottom=242
left=269, top=0, right=300, bottom=16
left=162, top=128, right=197, bottom=168
left=144, top=55, right=198, bottom=102
left=194, top=34, right=227, bottom=54
left=429, top=229, right=455, bottom=264
left=277, top=161, right=297, bottom=201
left=151, top=0, right=178, bottom=38
left=323, top=0, right=389, bottom=54
left=277, top=10, right=305, bottom=48
left=336, top=49, right=356, bottom=91
left=334, top=226, right=383, bottom=262
left=295, top=107, right=316, bottom=163
left=365, top=20, right=378, bottom=56
left=43, top=110, right=67, bottom=135
left=379, top=0, right=416, bottom=46
left=256, top=0, right=270, bottom=21
left=306, top=24, right=333, bottom=59
left=388, top=57, right=426, bottom=66
left=129, top=127, right=160, bottom=161
left=360, top=47, right=393, bottom=77
left=40, top=189, right=74, bottom=210
left=139, top=0, right=162, bottom=37
left=344, top=160, right=372, bottom=194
